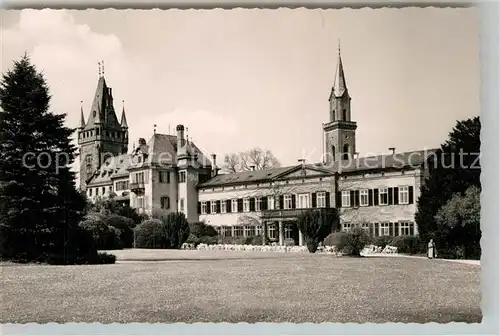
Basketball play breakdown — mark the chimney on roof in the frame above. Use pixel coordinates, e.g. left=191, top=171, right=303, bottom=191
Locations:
left=298, top=159, right=306, bottom=176
left=211, top=154, right=218, bottom=177
left=176, top=124, right=185, bottom=149
left=389, top=147, right=396, bottom=155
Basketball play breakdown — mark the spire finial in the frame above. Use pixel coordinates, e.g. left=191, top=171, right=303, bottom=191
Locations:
left=102, top=60, right=105, bottom=76
left=122, top=100, right=125, bottom=110
left=186, top=127, right=189, bottom=141
left=337, top=39, right=341, bottom=55
left=154, top=124, right=157, bottom=134
left=98, top=62, right=101, bottom=77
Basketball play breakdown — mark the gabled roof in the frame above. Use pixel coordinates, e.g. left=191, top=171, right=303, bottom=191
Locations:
left=198, top=164, right=334, bottom=188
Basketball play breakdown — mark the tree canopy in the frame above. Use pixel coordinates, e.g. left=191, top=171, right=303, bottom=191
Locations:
left=0, top=55, right=101, bottom=264
left=223, top=147, right=281, bottom=173
left=415, top=116, right=481, bottom=259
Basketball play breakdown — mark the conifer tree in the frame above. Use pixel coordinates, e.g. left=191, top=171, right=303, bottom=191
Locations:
left=415, top=117, right=481, bottom=257
left=0, top=55, right=98, bottom=264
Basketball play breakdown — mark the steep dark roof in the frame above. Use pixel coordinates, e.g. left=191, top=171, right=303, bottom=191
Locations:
left=199, top=166, right=293, bottom=188
left=88, top=154, right=131, bottom=185
left=84, top=76, right=121, bottom=130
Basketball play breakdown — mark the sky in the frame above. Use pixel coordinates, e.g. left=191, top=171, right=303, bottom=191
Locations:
left=1, top=8, right=480, bottom=180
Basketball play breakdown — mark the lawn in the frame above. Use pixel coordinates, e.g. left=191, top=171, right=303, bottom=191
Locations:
left=0, top=250, right=481, bottom=323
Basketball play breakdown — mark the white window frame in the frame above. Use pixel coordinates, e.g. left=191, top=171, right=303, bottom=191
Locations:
left=400, top=222, right=410, bottom=235
left=220, top=200, right=227, bottom=214
left=379, top=188, right=389, bottom=205
left=211, top=200, right=217, bottom=214
left=284, top=195, right=292, bottom=209
left=244, top=225, right=255, bottom=237
left=297, top=193, right=310, bottom=209
left=380, top=222, right=390, bottom=236
left=255, top=197, right=262, bottom=211
left=137, top=196, right=145, bottom=209
left=201, top=201, right=207, bottom=215
left=179, top=198, right=185, bottom=212
left=178, top=171, right=186, bottom=183
left=233, top=226, right=244, bottom=237
left=317, top=191, right=326, bottom=208
left=231, top=199, right=238, bottom=213
left=243, top=198, right=250, bottom=212
left=342, top=222, right=351, bottom=232
left=359, top=189, right=369, bottom=206
left=267, top=196, right=275, bottom=210
left=268, top=224, right=277, bottom=239
left=284, top=223, right=293, bottom=239
left=341, top=190, right=350, bottom=207
left=399, top=186, right=409, bottom=205
left=256, top=225, right=262, bottom=236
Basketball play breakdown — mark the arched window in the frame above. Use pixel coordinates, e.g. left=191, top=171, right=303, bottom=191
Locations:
left=342, top=109, right=347, bottom=121
left=343, top=144, right=349, bottom=160
left=332, top=110, right=336, bottom=121
left=331, top=145, right=336, bottom=162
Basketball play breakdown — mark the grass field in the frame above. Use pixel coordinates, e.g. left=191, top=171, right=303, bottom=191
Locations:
left=0, top=249, right=481, bottom=323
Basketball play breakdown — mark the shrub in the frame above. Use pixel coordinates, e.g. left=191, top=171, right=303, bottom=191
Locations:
left=297, top=209, right=339, bottom=253
left=93, top=252, right=117, bottom=264
left=102, top=214, right=136, bottom=248
left=372, top=236, right=393, bottom=248
left=337, top=227, right=371, bottom=256
left=79, top=213, right=122, bottom=250
left=323, top=232, right=347, bottom=247
left=186, top=233, right=201, bottom=246
left=199, top=236, right=219, bottom=245
left=134, top=219, right=167, bottom=248
left=390, top=235, right=421, bottom=254
left=189, top=221, right=218, bottom=237
left=246, top=236, right=263, bottom=245
left=161, top=212, right=190, bottom=249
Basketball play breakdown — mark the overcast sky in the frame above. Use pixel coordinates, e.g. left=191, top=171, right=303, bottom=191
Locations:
left=2, top=8, right=479, bottom=174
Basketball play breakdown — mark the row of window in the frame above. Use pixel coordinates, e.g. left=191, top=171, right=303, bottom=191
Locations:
left=213, top=221, right=416, bottom=240
left=342, top=221, right=415, bottom=237
left=87, top=185, right=112, bottom=197
left=339, top=186, right=414, bottom=208
left=199, top=192, right=331, bottom=215
left=159, top=196, right=185, bottom=212
left=80, top=128, right=126, bottom=140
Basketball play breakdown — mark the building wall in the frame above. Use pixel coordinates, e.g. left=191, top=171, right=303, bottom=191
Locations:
left=198, top=176, right=336, bottom=227
left=151, top=168, right=177, bottom=214
left=337, top=169, right=421, bottom=234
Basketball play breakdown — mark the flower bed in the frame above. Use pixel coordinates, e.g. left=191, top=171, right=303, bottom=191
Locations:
left=179, top=243, right=341, bottom=255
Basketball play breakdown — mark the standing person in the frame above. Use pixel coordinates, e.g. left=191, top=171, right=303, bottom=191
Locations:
left=428, top=239, right=436, bottom=259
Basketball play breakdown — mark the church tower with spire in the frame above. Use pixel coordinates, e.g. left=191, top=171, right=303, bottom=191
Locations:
left=78, top=63, right=129, bottom=190
left=323, top=44, right=357, bottom=164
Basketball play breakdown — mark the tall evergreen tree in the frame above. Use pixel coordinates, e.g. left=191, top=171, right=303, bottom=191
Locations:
left=0, top=55, right=97, bottom=264
left=415, top=117, right=481, bottom=257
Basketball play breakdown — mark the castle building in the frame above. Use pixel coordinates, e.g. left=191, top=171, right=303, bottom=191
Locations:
left=80, top=49, right=437, bottom=245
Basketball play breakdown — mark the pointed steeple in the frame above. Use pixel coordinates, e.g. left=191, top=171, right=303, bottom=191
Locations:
left=79, top=101, right=85, bottom=129
left=332, top=41, right=348, bottom=98
left=120, top=100, right=128, bottom=128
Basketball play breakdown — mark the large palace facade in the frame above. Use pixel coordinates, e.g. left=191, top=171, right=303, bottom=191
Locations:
left=78, top=50, right=436, bottom=246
